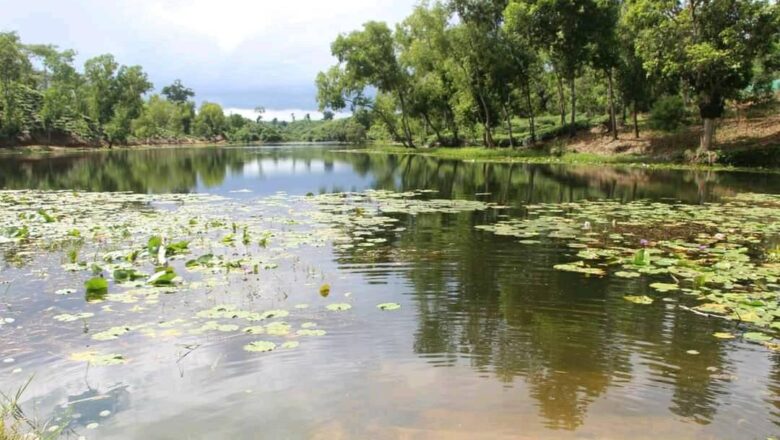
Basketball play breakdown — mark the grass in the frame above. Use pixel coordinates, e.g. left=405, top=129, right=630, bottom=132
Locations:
left=0, top=377, right=62, bottom=440
left=340, top=143, right=780, bottom=174
left=348, top=101, right=780, bottom=173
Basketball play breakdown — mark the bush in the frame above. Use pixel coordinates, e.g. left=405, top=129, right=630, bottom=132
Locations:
left=649, top=95, right=688, bottom=132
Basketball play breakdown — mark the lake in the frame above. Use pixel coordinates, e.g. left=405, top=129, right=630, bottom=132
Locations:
left=1, top=145, right=779, bottom=439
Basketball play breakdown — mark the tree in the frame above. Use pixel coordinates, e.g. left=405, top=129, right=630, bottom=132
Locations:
left=318, top=21, right=416, bottom=147
left=448, top=0, right=509, bottom=147
left=322, top=110, right=335, bottom=121
left=504, top=1, right=544, bottom=145
left=0, top=32, right=33, bottom=135
left=194, top=102, right=226, bottom=139
left=589, top=0, right=621, bottom=140
left=524, top=0, right=605, bottom=137
left=161, top=79, right=194, bottom=103
left=83, top=54, right=119, bottom=126
left=631, top=0, right=779, bottom=150
left=254, top=106, right=265, bottom=122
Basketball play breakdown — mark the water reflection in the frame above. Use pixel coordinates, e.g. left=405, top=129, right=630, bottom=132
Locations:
left=2, top=145, right=780, bottom=438
left=2, top=146, right=780, bottom=203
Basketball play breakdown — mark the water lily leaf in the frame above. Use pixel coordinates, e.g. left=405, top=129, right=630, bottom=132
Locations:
left=650, top=282, right=679, bottom=293
left=744, top=332, right=773, bottom=343
left=243, top=326, right=265, bottom=335
left=244, top=341, right=276, bottom=353
left=165, top=241, right=190, bottom=255
left=326, top=303, right=351, bottom=312
left=92, top=326, right=131, bottom=341
left=148, top=267, right=178, bottom=286
left=113, top=268, right=146, bottom=283
left=297, top=329, right=327, bottom=336
left=377, top=303, right=401, bottom=311
left=265, top=322, right=291, bottom=336
left=614, top=271, right=641, bottom=279
left=624, top=295, right=654, bottom=305
left=85, top=277, right=108, bottom=293
left=319, top=284, right=331, bottom=297
left=54, top=312, right=94, bottom=322
left=281, top=341, right=300, bottom=349
left=713, top=332, right=735, bottom=339
left=69, top=351, right=126, bottom=366
left=553, top=262, right=606, bottom=276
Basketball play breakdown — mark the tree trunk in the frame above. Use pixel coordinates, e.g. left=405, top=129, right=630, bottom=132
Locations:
left=423, top=112, right=444, bottom=147
left=478, top=93, right=494, bottom=148
left=569, top=77, right=577, bottom=138
left=556, top=73, right=566, bottom=128
left=633, top=100, right=640, bottom=139
left=397, top=92, right=415, bottom=148
left=524, top=82, right=536, bottom=146
left=503, top=104, right=514, bottom=148
left=607, top=69, right=617, bottom=141
left=700, top=118, right=715, bottom=151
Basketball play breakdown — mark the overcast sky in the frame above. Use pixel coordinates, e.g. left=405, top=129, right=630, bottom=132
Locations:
left=0, top=0, right=417, bottom=120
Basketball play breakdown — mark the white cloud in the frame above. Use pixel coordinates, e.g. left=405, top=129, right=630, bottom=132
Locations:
left=0, top=0, right=418, bottom=110
left=224, top=108, right=350, bottom=122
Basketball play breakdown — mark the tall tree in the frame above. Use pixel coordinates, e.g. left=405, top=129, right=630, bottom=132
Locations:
left=161, top=79, right=194, bottom=103
left=329, top=21, right=416, bottom=147
left=525, top=0, right=604, bottom=137
left=630, top=0, right=779, bottom=151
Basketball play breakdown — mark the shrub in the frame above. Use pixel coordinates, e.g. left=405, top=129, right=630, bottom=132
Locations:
left=649, top=95, right=688, bottom=132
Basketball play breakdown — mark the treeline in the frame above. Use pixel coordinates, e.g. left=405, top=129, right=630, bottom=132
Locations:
left=316, top=0, right=780, bottom=150
left=0, top=32, right=366, bottom=147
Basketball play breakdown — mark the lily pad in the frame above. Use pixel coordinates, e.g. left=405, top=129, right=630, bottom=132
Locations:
left=244, top=341, right=277, bottom=353
left=623, top=295, right=654, bottom=305
left=326, top=303, right=352, bottom=312
left=69, top=351, right=126, bottom=366
left=377, top=303, right=401, bottom=311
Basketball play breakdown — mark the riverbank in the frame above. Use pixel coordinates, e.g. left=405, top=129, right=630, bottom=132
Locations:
left=345, top=108, right=780, bottom=172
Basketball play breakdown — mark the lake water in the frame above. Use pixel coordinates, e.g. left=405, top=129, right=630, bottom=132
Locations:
left=1, top=145, right=779, bottom=439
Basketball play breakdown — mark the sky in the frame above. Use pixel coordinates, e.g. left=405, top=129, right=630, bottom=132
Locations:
left=0, top=0, right=418, bottom=120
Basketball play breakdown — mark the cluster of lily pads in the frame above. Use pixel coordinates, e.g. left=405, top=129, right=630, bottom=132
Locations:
left=2, top=190, right=491, bottom=367
left=476, top=193, right=780, bottom=348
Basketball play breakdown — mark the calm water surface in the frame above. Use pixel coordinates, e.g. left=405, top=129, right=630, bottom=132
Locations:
left=1, top=145, right=780, bottom=439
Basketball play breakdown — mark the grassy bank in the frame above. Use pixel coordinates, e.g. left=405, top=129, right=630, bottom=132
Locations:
left=345, top=105, right=780, bottom=172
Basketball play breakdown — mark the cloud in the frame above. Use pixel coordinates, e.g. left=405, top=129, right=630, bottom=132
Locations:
left=224, top=108, right=350, bottom=122
left=0, top=0, right=417, bottom=110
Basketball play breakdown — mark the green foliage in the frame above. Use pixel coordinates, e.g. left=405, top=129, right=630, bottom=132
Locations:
left=649, top=95, right=688, bottom=132
left=194, top=102, right=226, bottom=139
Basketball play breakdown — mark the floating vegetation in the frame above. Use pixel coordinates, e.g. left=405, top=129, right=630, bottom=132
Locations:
left=265, top=322, right=292, bottom=336
left=85, top=277, right=108, bottom=294
left=377, top=303, right=401, bottom=311
left=69, top=351, right=126, bottom=366
left=319, top=284, right=331, bottom=297
left=281, top=341, right=300, bottom=349
left=243, top=341, right=277, bottom=353
left=297, top=329, right=327, bottom=336
left=54, top=313, right=94, bottom=322
left=477, top=194, right=780, bottom=334
left=326, top=303, right=352, bottom=312
left=624, top=296, right=654, bottom=305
